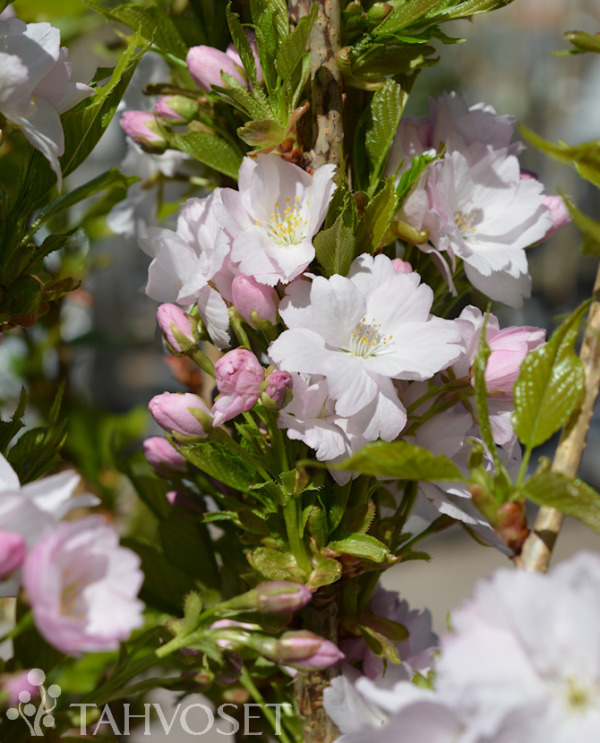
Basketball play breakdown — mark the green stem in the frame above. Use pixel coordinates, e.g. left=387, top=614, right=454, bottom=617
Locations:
left=283, top=496, right=312, bottom=576
left=240, top=667, right=294, bottom=743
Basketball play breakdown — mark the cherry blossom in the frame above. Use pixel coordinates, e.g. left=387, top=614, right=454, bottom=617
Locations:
left=270, top=254, right=463, bottom=439
left=216, top=154, right=336, bottom=285
left=23, top=516, right=144, bottom=655
left=0, top=18, right=93, bottom=188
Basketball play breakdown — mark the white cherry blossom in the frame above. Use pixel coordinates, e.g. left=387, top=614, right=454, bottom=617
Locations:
left=215, top=154, right=336, bottom=285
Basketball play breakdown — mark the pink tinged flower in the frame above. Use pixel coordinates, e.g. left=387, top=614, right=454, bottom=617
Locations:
left=186, top=45, right=246, bottom=91
left=212, top=348, right=264, bottom=426
left=2, top=670, right=41, bottom=707
left=436, top=552, right=600, bottom=742
left=542, top=194, right=571, bottom=238
left=408, top=149, right=553, bottom=308
left=232, top=274, right=279, bottom=328
left=270, top=253, right=463, bottom=440
left=22, top=516, right=144, bottom=655
left=139, top=191, right=232, bottom=349
left=0, top=529, right=26, bottom=579
left=120, top=110, right=166, bottom=152
left=0, top=20, right=94, bottom=189
left=0, top=454, right=99, bottom=597
left=142, top=436, right=187, bottom=475
left=156, top=303, right=194, bottom=354
left=149, top=391, right=212, bottom=438
left=216, top=154, right=336, bottom=286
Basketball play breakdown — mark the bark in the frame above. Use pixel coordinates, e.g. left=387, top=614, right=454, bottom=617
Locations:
left=289, top=0, right=344, bottom=169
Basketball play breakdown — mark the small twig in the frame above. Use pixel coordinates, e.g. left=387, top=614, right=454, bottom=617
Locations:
left=517, top=265, right=600, bottom=572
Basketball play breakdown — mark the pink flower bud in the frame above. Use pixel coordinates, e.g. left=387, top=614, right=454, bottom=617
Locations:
left=154, top=95, right=199, bottom=123
left=149, top=392, right=212, bottom=438
left=156, top=303, right=195, bottom=354
left=2, top=670, right=41, bottom=707
left=120, top=111, right=166, bottom=153
left=255, top=581, right=312, bottom=614
left=212, top=349, right=264, bottom=427
left=276, top=631, right=345, bottom=669
left=186, top=45, right=245, bottom=92
left=143, top=436, right=187, bottom=475
left=486, top=326, right=545, bottom=399
left=232, top=274, right=278, bottom=329
left=543, top=195, right=571, bottom=239
left=391, top=258, right=413, bottom=274
left=261, top=370, right=292, bottom=408
left=0, top=529, right=26, bottom=579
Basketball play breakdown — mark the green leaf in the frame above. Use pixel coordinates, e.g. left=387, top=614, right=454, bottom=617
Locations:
left=308, top=557, right=342, bottom=588
left=355, top=179, right=398, bottom=253
left=214, top=74, right=271, bottom=120
left=365, top=81, right=408, bottom=195
left=0, top=388, right=26, bottom=453
left=327, top=533, right=392, bottom=563
left=179, top=439, right=258, bottom=494
left=40, top=169, right=138, bottom=225
left=513, top=305, right=588, bottom=449
left=89, top=2, right=188, bottom=60
left=159, top=513, right=221, bottom=590
left=122, top=537, right=198, bottom=615
left=168, top=131, right=243, bottom=180
left=314, top=202, right=356, bottom=277
left=562, top=197, right=600, bottom=258
left=562, top=30, right=600, bottom=55
left=226, top=4, right=259, bottom=87
left=276, top=2, right=318, bottom=81
left=248, top=547, right=306, bottom=582
left=338, top=440, right=465, bottom=480
left=375, top=0, right=440, bottom=34
left=523, top=472, right=600, bottom=535
left=520, top=126, right=600, bottom=189
left=396, top=150, right=438, bottom=201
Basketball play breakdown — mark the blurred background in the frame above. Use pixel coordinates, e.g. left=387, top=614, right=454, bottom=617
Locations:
left=1, top=0, right=599, bottom=738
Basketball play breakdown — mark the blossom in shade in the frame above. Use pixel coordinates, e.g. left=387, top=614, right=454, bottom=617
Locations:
left=0, top=453, right=98, bottom=597
left=2, top=670, right=41, bottom=707
left=139, top=192, right=233, bottom=348
left=0, top=18, right=93, bottom=188
left=435, top=551, right=600, bottom=743
left=23, top=516, right=144, bottom=655
left=149, top=391, right=212, bottom=438
left=216, top=155, right=336, bottom=285
left=452, top=305, right=545, bottom=446
left=142, top=436, right=187, bottom=475
left=270, top=254, right=463, bottom=440
left=212, top=348, right=264, bottom=426
left=400, top=149, right=553, bottom=307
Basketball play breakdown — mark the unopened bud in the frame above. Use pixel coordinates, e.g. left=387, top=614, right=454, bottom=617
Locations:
left=187, top=46, right=245, bottom=91
left=391, top=258, right=413, bottom=274
left=261, top=370, right=292, bottom=410
left=143, top=436, right=187, bottom=475
left=120, top=111, right=167, bottom=153
left=255, top=581, right=312, bottom=614
left=367, top=2, right=393, bottom=21
left=156, top=303, right=196, bottom=354
left=231, top=274, right=278, bottom=329
left=212, top=349, right=264, bottom=427
left=275, top=630, right=345, bottom=669
left=155, top=95, right=199, bottom=124
left=149, top=392, right=213, bottom=439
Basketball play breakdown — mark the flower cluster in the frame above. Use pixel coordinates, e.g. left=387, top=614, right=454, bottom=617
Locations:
left=0, top=454, right=144, bottom=655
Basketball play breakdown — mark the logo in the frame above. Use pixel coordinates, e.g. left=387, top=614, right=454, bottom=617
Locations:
left=5, top=668, right=61, bottom=736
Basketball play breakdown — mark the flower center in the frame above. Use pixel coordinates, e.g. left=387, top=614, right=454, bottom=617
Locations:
left=266, top=197, right=309, bottom=246
left=564, top=676, right=597, bottom=715
left=454, top=208, right=483, bottom=238
left=347, top=317, right=393, bottom=359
